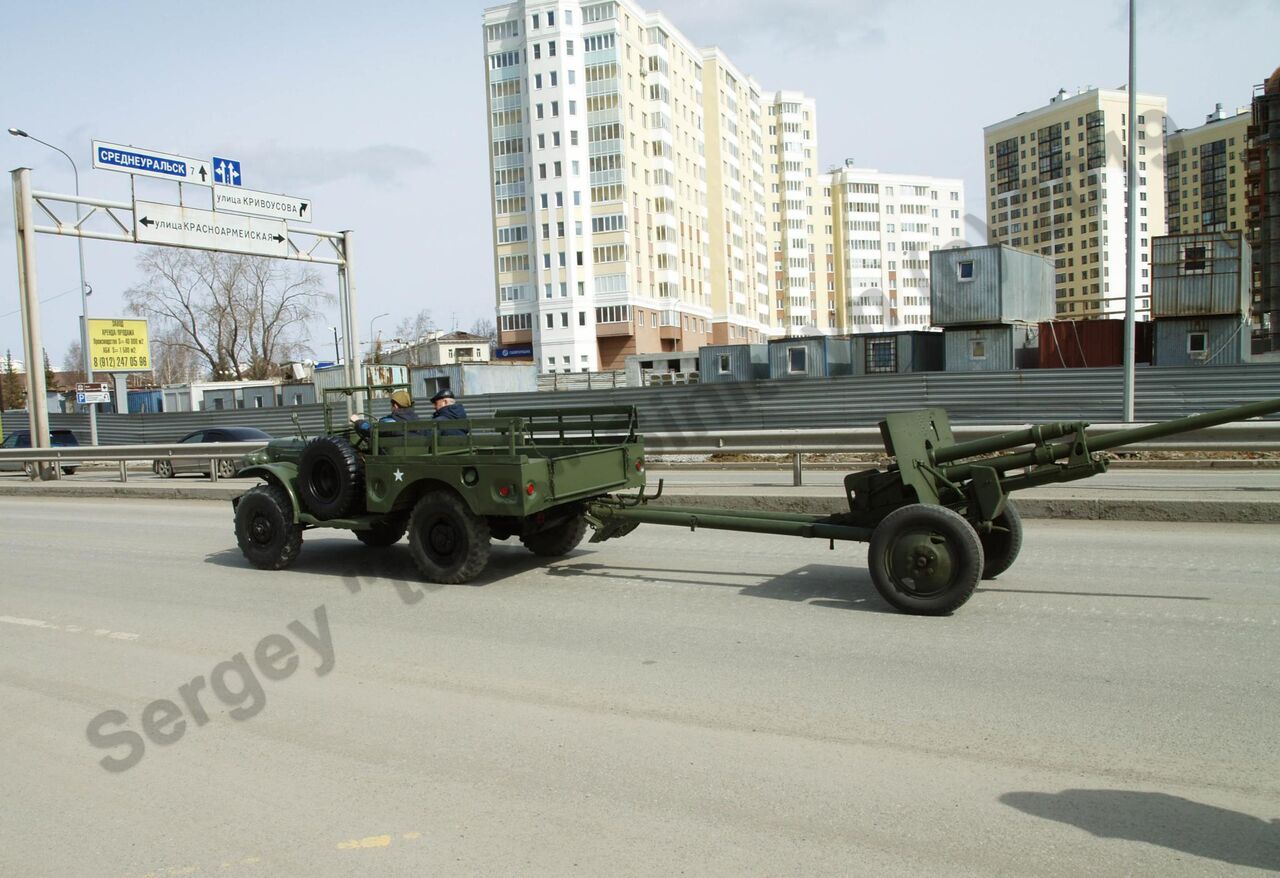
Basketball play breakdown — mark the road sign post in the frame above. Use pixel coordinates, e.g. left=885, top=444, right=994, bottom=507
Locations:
left=11, top=168, right=52, bottom=471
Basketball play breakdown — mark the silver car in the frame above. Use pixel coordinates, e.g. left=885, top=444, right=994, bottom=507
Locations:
left=153, top=427, right=271, bottom=479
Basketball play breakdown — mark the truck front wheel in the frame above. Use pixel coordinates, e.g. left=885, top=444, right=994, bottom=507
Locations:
left=235, top=484, right=303, bottom=570
left=408, top=491, right=491, bottom=583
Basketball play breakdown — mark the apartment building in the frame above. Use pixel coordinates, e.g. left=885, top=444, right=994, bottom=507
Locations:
left=483, top=0, right=713, bottom=373
left=1166, top=104, right=1251, bottom=235
left=983, top=87, right=1168, bottom=320
left=701, top=49, right=771, bottom=344
left=1247, top=66, right=1280, bottom=347
left=762, top=92, right=833, bottom=335
left=828, top=163, right=965, bottom=333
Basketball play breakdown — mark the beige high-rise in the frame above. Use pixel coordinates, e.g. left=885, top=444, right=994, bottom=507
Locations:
left=1166, top=105, right=1251, bottom=236
left=983, top=88, right=1168, bottom=320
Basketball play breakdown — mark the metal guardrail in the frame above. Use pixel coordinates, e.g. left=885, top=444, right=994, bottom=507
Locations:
left=2, top=423, right=1279, bottom=486
left=0, top=441, right=268, bottom=482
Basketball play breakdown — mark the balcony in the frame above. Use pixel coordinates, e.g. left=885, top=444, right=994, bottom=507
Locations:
left=596, top=322, right=633, bottom=338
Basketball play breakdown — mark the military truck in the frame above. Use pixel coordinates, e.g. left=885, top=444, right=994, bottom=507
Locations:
left=231, top=386, right=644, bottom=583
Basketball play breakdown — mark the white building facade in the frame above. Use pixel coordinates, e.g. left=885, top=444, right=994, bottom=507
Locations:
left=829, top=164, right=966, bottom=333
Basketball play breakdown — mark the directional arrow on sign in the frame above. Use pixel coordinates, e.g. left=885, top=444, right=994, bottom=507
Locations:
left=198, top=165, right=208, bottom=183
left=139, top=216, right=155, bottom=227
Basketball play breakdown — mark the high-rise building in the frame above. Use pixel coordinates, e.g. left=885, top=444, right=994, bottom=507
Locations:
left=1247, top=66, right=1280, bottom=347
left=763, top=92, right=831, bottom=335
left=483, top=0, right=713, bottom=373
left=1166, top=104, right=1251, bottom=236
left=701, top=49, right=771, bottom=344
left=983, top=87, right=1168, bottom=321
left=828, top=164, right=965, bottom=333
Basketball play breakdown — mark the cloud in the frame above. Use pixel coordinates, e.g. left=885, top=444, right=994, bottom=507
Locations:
left=666, top=0, right=892, bottom=53
left=230, top=143, right=431, bottom=190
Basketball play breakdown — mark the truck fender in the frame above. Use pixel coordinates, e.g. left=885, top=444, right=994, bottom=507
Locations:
left=236, top=463, right=302, bottom=522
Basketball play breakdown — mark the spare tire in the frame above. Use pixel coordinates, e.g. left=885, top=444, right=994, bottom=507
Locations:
left=297, top=435, right=364, bottom=519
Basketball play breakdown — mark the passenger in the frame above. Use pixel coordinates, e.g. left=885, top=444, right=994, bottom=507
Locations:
left=430, top=388, right=469, bottom=437
left=349, top=389, right=419, bottom=440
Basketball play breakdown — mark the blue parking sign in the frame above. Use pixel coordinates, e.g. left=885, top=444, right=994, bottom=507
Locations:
left=213, top=157, right=242, bottom=186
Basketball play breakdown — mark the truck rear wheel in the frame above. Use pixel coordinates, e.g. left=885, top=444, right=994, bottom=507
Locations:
left=297, top=436, right=364, bottom=519
left=408, top=491, right=491, bottom=583
left=520, top=513, right=588, bottom=557
left=235, top=484, right=303, bottom=570
left=354, top=513, right=409, bottom=547
left=868, top=504, right=983, bottom=616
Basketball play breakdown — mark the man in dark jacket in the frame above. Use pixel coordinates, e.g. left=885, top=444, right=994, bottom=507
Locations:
left=430, top=388, right=469, bottom=436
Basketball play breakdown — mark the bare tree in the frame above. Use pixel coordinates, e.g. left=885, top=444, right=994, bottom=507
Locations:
left=394, top=309, right=435, bottom=363
left=125, top=248, right=330, bottom=381
left=62, top=341, right=85, bottom=386
left=151, top=323, right=202, bottom=384
left=470, top=318, right=497, bottom=343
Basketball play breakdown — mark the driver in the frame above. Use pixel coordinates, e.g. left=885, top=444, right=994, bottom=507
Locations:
left=349, top=390, right=419, bottom=440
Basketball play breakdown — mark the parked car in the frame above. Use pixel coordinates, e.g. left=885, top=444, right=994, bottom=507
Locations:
left=153, top=427, right=272, bottom=479
left=0, top=429, right=82, bottom=476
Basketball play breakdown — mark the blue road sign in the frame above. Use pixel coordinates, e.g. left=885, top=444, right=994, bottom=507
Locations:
left=213, top=157, right=242, bottom=187
left=495, top=345, right=534, bottom=359
left=92, top=140, right=210, bottom=185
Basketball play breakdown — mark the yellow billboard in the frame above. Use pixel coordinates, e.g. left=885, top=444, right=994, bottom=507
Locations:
left=87, top=318, right=152, bottom=372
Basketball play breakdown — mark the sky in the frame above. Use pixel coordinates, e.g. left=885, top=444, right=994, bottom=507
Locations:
left=2, top=0, right=1277, bottom=369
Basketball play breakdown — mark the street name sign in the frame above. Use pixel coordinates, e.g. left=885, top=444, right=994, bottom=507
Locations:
left=213, top=184, right=312, bottom=223
left=134, top=201, right=288, bottom=258
left=86, top=319, right=151, bottom=372
left=92, top=141, right=211, bottom=185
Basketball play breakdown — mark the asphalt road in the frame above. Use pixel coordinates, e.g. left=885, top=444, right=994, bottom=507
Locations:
left=1, top=496, right=1278, bottom=876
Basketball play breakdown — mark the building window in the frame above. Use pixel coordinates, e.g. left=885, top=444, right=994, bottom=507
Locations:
left=957, top=260, right=975, bottom=281
left=866, top=338, right=896, bottom=373
left=1182, top=244, right=1208, bottom=274
left=970, top=339, right=986, bottom=359
left=787, top=347, right=807, bottom=373
left=718, top=355, right=731, bottom=374
left=1188, top=332, right=1207, bottom=355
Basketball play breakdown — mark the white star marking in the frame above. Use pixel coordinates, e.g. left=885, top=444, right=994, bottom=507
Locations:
left=393, top=469, right=405, bottom=482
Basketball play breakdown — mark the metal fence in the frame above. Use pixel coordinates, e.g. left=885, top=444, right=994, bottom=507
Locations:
left=4, top=364, right=1279, bottom=446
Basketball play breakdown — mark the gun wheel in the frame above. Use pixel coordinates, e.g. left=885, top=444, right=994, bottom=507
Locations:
left=520, top=512, right=588, bottom=557
left=868, top=504, right=983, bottom=615
left=408, top=491, right=491, bottom=583
left=979, top=501, right=1023, bottom=580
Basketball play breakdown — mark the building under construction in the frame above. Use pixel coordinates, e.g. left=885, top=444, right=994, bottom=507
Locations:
left=1246, top=66, right=1280, bottom=352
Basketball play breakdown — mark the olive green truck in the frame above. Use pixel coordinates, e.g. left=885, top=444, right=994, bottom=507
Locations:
left=232, top=389, right=644, bottom=584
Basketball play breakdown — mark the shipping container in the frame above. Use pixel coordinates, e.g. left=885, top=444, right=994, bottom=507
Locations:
left=1038, top=320, right=1153, bottom=369
left=849, top=331, right=944, bottom=375
left=1154, top=317, right=1252, bottom=366
left=1151, top=231, right=1252, bottom=318
left=411, top=362, right=537, bottom=399
left=768, top=336, right=854, bottom=379
left=930, top=245, right=1055, bottom=327
left=311, top=364, right=409, bottom=398
left=625, top=352, right=701, bottom=387
left=944, top=325, right=1040, bottom=372
left=698, top=344, right=770, bottom=383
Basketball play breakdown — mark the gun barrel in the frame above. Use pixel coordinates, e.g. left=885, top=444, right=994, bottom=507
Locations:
left=941, top=397, right=1280, bottom=482
left=929, top=422, right=1081, bottom=465
left=1090, top=397, right=1280, bottom=452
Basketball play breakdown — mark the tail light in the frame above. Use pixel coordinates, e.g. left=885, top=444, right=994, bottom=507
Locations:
left=498, top=485, right=512, bottom=497
left=635, top=458, right=644, bottom=471
left=526, top=482, right=536, bottom=496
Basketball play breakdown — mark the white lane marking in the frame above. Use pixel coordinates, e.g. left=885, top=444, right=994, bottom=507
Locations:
left=0, top=615, right=139, bottom=640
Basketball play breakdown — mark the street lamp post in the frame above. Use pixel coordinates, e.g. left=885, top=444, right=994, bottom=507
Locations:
left=328, top=326, right=341, bottom=364
left=8, top=127, right=98, bottom=444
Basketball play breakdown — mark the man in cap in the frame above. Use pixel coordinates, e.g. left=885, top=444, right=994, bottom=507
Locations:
left=349, top=389, right=420, bottom=440
left=430, top=388, right=469, bottom=437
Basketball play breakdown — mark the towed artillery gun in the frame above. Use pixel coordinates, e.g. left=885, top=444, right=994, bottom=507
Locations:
left=232, top=387, right=1279, bottom=615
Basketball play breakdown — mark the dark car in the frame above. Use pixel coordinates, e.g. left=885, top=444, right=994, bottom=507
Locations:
left=0, top=429, right=81, bottom=476
left=153, top=427, right=272, bottom=479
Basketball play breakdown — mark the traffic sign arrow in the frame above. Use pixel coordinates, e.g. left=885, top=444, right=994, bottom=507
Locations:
left=139, top=216, right=155, bottom=227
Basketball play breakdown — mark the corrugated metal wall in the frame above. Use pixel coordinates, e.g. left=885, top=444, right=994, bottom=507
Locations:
left=1154, top=317, right=1251, bottom=366
left=931, top=245, right=1005, bottom=326
left=932, top=245, right=1054, bottom=326
left=768, top=337, right=852, bottom=379
left=944, top=326, right=1017, bottom=372
left=999, top=246, right=1056, bottom=323
left=849, top=332, right=944, bottom=375
left=698, top=344, right=769, bottom=383
left=1039, top=320, right=1154, bottom=369
left=1151, top=232, right=1251, bottom=318
left=10, top=364, right=1277, bottom=445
